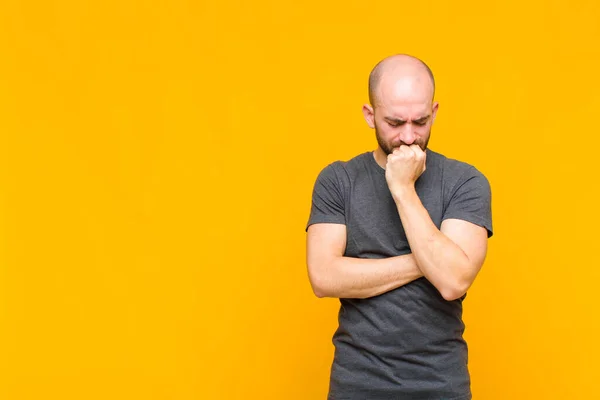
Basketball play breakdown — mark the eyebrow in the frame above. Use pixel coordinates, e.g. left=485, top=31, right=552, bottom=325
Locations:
left=385, top=115, right=430, bottom=124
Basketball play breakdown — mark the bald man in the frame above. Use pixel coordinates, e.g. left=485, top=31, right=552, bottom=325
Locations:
left=305, top=54, right=493, bottom=399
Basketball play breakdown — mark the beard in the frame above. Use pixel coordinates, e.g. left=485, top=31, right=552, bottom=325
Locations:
left=375, top=124, right=431, bottom=155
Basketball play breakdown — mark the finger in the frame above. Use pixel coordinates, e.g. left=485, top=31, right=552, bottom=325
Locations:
left=409, top=144, right=423, bottom=155
left=399, top=145, right=412, bottom=155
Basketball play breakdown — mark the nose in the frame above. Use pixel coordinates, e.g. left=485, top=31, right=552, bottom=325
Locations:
left=399, top=125, right=416, bottom=145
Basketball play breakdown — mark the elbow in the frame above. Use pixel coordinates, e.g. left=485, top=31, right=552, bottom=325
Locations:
left=440, top=287, right=465, bottom=302
left=310, top=277, right=330, bottom=298
left=307, top=264, right=332, bottom=298
left=307, top=255, right=346, bottom=298
left=313, top=286, right=328, bottom=298
left=439, top=279, right=470, bottom=302
left=438, top=260, right=477, bottom=301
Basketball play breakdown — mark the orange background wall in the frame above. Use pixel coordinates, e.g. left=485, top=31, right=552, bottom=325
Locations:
left=1, top=1, right=599, bottom=399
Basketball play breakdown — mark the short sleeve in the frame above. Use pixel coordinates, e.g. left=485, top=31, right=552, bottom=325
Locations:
left=305, top=163, right=346, bottom=232
left=442, top=167, right=493, bottom=238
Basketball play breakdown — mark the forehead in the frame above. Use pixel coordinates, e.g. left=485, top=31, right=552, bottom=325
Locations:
left=376, top=76, right=433, bottom=117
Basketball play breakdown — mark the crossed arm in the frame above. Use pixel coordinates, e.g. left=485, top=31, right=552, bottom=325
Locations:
left=306, top=195, right=488, bottom=301
left=306, top=223, right=423, bottom=299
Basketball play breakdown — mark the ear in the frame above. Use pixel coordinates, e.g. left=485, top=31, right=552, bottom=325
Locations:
left=431, top=101, right=439, bottom=124
left=362, top=104, right=375, bottom=129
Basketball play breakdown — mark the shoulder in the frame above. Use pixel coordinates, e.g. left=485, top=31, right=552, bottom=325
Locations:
left=314, top=152, right=370, bottom=184
left=428, top=149, right=479, bottom=177
left=429, top=149, right=490, bottom=191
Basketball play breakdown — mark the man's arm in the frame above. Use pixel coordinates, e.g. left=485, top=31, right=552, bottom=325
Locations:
left=394, top=190, right=488, bottom=301
left=306, top=223, right=423, bottom=299
left=386, top=145, right=489, bottom=301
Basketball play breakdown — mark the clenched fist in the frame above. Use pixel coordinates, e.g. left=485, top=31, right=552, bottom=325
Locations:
left=385, top=144, right=427, bottom=199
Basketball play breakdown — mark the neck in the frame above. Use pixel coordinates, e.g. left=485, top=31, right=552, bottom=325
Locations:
left=373, top=147, right=387, bottom=170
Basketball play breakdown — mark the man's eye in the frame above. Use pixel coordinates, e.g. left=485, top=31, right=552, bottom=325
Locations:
left=414, top=121, right=427, bottom=126
left=388, top=122, right=400, bottom=127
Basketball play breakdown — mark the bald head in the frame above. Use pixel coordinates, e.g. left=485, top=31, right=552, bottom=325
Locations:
left=368, top=54, right=435, bottom=108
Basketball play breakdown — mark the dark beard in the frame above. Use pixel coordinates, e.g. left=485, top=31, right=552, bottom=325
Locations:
left=375, top=126, right=430, bottom=155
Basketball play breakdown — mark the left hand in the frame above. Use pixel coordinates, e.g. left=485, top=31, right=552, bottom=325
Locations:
left=385, top=144, right=427, bottom=198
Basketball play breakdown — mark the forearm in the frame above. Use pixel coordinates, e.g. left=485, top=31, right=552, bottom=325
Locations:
left=311, top=253, right=423, bottom=299
left=393, top=188, right=472, bottom=300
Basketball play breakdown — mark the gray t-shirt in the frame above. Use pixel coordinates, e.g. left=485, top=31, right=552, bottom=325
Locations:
left=305, top=149, right=493, bottom=400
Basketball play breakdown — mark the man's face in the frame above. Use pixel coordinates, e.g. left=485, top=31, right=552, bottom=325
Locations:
left=364, top=75, right=438, bottom=155
left=372, top=100, right=437, bottom=155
